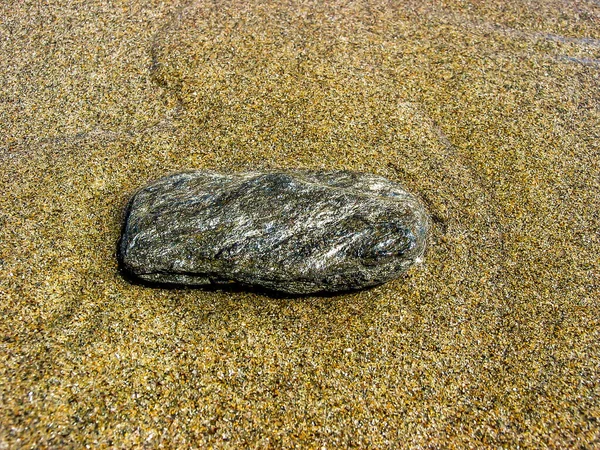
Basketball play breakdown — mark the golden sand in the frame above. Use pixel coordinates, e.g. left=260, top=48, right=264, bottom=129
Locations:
left=1, top=0, right=599, bottom=447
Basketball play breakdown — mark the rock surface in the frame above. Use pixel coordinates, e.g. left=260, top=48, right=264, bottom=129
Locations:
left=118, top=170, right=429, bottom=294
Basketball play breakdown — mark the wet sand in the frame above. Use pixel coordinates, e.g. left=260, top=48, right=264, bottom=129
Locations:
left=1, top=0, right=599, bottom=447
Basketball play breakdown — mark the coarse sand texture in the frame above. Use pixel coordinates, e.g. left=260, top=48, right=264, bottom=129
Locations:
left=1, top=0, right=599, bottom=448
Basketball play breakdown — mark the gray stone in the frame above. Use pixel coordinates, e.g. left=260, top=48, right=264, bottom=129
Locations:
left=118, top=170, right=429, bottom=294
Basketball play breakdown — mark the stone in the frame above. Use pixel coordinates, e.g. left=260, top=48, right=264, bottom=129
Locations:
left=118, top=170, right=429, bottom=294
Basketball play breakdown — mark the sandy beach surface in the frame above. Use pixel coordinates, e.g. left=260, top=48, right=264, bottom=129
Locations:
left=1, top=0, right=599, bottom=447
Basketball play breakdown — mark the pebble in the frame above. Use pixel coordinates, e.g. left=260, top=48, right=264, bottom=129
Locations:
left=118, top=170, right=429, bottom=294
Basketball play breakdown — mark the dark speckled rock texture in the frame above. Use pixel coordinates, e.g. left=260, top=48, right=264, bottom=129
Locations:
left=119, top=170, right=429, bottom=294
